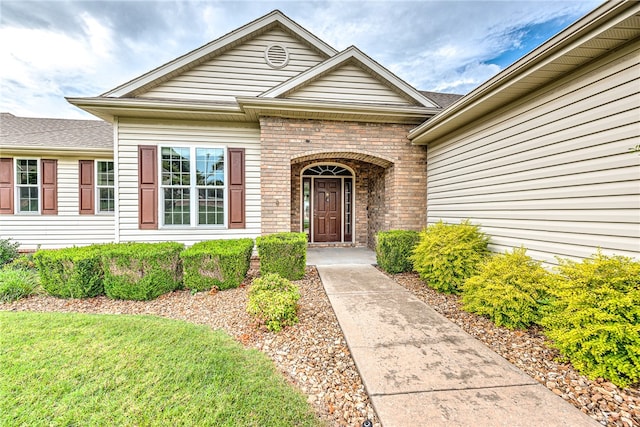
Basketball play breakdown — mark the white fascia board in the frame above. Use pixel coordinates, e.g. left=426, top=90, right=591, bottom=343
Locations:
left=0, top=146, right=113, bottom=156
left=408, top=0, right=639, bottom=144
left=102, top=10, right=337, bottom=98
left=67, top=97, right=243, bottom=114
left=261, top=46, right=438, bottom=108
left=237, top=96, right=438, bottom=116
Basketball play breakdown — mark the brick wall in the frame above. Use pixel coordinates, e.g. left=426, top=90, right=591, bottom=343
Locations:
left=260, top=117, right=427, bottom=247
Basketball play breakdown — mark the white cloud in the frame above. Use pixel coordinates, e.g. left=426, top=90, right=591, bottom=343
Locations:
left=0, top=0, right=600, bottom=118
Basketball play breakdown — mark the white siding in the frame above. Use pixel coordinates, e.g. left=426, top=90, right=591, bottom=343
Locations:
left=288, top=64, right=413, bottom=105
left=426, top=41, right=640, bottom=265
left=116, top=118, right=260, bottom=245
left=0, top=156, right=115, bottom=250
left=140, top=28, right=326, bottom=102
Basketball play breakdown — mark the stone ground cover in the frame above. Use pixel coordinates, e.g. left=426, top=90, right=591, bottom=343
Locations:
left=3, top=265, right=638, bottom=426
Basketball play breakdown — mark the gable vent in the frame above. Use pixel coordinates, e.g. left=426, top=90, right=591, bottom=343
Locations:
left=265, top=44, right=289, bottom=69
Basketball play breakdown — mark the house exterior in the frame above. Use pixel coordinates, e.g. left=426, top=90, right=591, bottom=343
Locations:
left=0, top=113, right=114, bottom=248
left=1, top=2, right=638, bottom=263
left=409, top=0, right=640, bottom=264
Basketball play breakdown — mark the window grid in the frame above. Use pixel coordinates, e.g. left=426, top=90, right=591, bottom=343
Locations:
left=96, top=161, right=115, bottom=213
left=16, top=159, right=39, bottom=213
left=196, top=148, right=224, bottom=225
left=160, top=147, right=225, bottom=227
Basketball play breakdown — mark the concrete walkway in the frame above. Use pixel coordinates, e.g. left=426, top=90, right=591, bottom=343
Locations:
left=309, top=248, right=597, bottom=426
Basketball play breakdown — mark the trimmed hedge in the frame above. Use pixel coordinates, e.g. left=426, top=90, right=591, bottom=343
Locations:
left=376, top=230, right=420, bottom=274
left=410, top=220, right=489, bottom=294
left=540, top=251, right=640, bottom=387
left=33, top=245, right=104, bottom=298
left=180, top=238, right=254, bottom=291
left=247, top=273, right=300, bottom=332
left=101, top=242, right=184, bottom=301
left=462, top=247, right=550, bottom=329
left=256, top=233, right=307, bottom=280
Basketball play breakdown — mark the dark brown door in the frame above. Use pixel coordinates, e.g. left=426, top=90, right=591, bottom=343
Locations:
left=314, top=178, right=341, bottom=242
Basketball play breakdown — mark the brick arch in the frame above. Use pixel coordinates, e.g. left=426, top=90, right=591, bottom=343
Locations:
left=290, top=150, right=394, bottom=168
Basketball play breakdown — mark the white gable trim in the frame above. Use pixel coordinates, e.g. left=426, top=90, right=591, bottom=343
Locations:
left=260, top=46, right=438, bottom=108
left=102, top=10, right=337, bottom=98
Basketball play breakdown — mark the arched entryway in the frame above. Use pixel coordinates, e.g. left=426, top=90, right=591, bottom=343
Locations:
left=300, top=163, right=355, bottom=243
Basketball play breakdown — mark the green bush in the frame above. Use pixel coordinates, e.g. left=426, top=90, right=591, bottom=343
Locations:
left=102, top=242, right=184, bottom=301
left=376, top=230, right=420, bottom=274
left=0, top=238, right=20, bottom=267
left=540, top=251, right=640, bottom=387
left=0, top=268, right=39, bottom=302
left=256, top=233, right=307, bottom=280
left=410, top=220, right=489, bottom=294
left=6, top=253, right=37, bottom=271
left=247, top=273, right=300, bottom=332
left=180, top=238, right=254, bottom=291
left=33, top=245, right=104, bottom=298
left=462, top=247, right=550, bottom=329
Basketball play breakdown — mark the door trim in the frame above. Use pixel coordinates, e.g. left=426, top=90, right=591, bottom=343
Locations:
left=300, top=163, right=355, bottom=244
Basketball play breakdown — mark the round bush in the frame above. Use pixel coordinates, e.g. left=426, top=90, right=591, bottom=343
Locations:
left=462, top=247, right=550, bottom=329
left=410, top=220, right=489, bottom=294
left=540, top=251, right=640, bottom=387
left=247, top=273, right=300, bottom=332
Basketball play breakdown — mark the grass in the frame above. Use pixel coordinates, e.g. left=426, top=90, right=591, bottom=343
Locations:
left=0, top=312, right=323, bottom=427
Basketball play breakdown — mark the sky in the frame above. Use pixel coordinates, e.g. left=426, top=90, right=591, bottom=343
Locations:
left=0, top=0, right=600, bottom=120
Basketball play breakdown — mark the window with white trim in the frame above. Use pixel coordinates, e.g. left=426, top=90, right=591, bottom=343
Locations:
left=160, top=147, right=225, bottom=227
left=96, top=160, right=114, bottom=213
left=16, top=159, right=39, bottom=213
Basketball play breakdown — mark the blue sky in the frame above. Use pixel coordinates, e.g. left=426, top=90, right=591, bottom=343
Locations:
left=0, top=0, right=600, bottom=119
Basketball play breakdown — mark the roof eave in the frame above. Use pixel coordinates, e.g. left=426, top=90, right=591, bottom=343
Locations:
left=0, top=145, right=113, bottom=156
left=67, top=97, right=247, bottom=122
left=409, top=0, right=640, bottom=145
left=237, top=96, right=437, bottom=124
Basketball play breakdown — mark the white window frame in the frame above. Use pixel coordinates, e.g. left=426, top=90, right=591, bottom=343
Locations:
left=159, top=145, right=228, bottom=228
left=95, top=159, right=115, bottom=214
left=15, top=157, right=40, bottom=215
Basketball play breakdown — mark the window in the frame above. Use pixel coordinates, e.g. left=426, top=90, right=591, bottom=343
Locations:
left=96, top=161, right=115, bottom=213
left=161, top=147, right=225, bottom=227
left=16, top=159, right=39, bottom=213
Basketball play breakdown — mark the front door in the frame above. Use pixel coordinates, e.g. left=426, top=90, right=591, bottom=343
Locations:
left=314, top=178, right=341, bottom=242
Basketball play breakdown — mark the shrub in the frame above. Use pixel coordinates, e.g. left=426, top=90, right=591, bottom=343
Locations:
left=247, top=273, right=300, bottom=332
left=540, top=251, right=640, bottom=387
left=410, top=220, right=489, bottom=294
left=180, top=238, right=254, bottom=291
left=0, top=238, right=20, bottom=267
left=102, top=242, right=184, bottom=301
left=0, top=268, right=39, bottom=302
left=462, top=247, right=550, bottom=329
left=376, top=230, right=420, bottom=274
left=256, top=233, right=307, bottom=280
left=6, top=253, right=37, bottom=271
left=33, top=245, right=104, bottom=298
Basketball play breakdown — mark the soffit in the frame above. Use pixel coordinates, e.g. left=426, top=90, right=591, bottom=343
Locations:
left=409, top=2, right=640, bottom=145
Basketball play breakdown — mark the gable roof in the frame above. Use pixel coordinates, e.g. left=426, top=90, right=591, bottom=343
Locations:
left=261, top=46, right=438, bottom=108
left=0, top=113, right=112, bottom=153
left=409, top=1, right=640, bottom=145
left=103, top=10, right=337, bottom=98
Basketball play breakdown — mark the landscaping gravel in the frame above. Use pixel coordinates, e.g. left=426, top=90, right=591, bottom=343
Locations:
left=3, top=265, right=638, bottom=427
left=1, top=265, right=380, bottom=427
left=390, top=271, right=640, bottom=427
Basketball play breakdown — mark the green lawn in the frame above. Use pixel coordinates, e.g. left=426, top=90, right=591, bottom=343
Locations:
left=0, top=312, right=322, bottom=427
